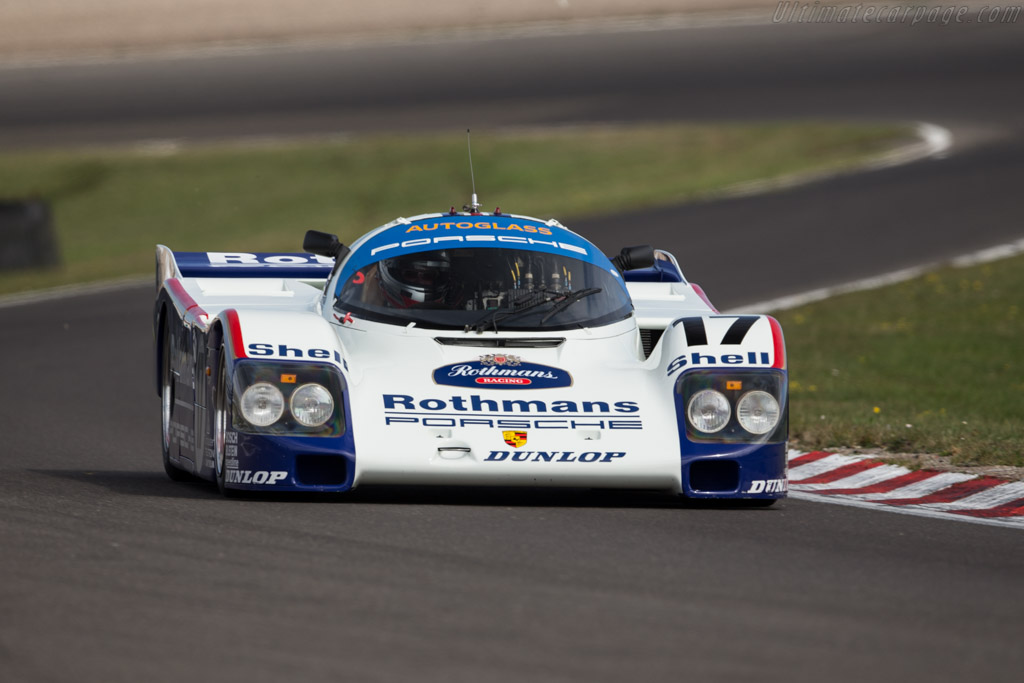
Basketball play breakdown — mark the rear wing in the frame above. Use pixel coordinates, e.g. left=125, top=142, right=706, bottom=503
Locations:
left=156, top=246, right=335, bottom=285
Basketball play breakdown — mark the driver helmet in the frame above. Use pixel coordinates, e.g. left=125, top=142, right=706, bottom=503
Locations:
left=378, top=251, right=452, bottom=307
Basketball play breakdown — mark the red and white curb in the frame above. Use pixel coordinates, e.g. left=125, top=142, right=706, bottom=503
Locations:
left=786, top=451, right=1024, bottom=530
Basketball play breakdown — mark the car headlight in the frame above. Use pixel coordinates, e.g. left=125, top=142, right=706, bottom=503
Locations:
left=240, top=382, right=285, bottom=426
left=687, top=389, right=731, bottom=433
left=737, top=390, right=781, bottom=435
left=290, top=383, right=334, bottom=427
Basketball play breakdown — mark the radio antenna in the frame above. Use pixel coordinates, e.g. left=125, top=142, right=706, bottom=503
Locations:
left=465, top=128, right=481, bottom=213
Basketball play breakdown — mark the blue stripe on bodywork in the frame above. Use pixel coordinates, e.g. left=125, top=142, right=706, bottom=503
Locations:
left=337, top=216, right=625, bottom=292
left=175, top=252, right=334, bottom=279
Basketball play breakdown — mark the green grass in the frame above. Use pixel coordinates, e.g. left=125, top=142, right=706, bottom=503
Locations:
left=778, top=254, right=1024, bottom=467
left=0, top=122, right=910, bottom=294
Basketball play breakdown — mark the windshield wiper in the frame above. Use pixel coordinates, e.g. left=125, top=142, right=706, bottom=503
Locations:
left=468, top=290, right=561, bottom=333
left=539, top=288, right=601, bottom=324
left=468, top=288, right=602, bottom=333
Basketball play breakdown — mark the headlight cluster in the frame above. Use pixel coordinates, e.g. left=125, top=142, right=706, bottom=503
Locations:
left=678, top=370, right=787, bottom=443
left=240, top=382, right=334, bottom=428
left=232, top=362, right=345, bottom=436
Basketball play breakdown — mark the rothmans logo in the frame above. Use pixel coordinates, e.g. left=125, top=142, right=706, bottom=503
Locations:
left=433, top=355, right=572, bottom=390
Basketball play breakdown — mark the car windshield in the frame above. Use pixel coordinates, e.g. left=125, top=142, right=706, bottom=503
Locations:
left=333, top=246, right=632, bottom=331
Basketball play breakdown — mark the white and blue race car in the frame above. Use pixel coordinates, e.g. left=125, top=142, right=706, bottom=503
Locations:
left=155, top=207, right=788, bottom=502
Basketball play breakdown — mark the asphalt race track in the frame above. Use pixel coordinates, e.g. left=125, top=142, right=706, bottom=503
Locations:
left=2, top=17, right=1023, bottom=683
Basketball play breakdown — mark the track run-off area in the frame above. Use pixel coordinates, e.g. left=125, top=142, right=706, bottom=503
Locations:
left=1, top=13, right=1023, bottom=683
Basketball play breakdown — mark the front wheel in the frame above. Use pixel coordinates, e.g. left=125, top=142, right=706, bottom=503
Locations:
left=212, top=348, right=237, bottom=497
left=161, top=323, right=193, bottom=482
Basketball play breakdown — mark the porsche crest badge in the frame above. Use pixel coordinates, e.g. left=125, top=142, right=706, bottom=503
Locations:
left=502, top=431, right=527, bottom=447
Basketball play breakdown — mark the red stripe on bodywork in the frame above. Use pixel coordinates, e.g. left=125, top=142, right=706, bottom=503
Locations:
left=794, top=459, right=883, bottom=485
left=166, top=278, right=207, bottom=320
left=880, top=476, right=1005, bottom=506
left=815, top=469, right=939, bottom=496
left=768, top=316, right=786, bottom=369
left=224, top=309, right=247, bottom=358
left=788, top=451, right=835, bottom=466
left=689, top=283, right=719, bottom=313
left=949, top=498, right=1024, bottom=519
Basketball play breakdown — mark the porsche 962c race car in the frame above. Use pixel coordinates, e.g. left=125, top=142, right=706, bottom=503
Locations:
left=155, top=206, right=788, bottom=502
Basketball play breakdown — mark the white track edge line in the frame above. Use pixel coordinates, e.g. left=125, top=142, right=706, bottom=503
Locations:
left=788, top=490, right=1024, bottom=531
left=0, top=276, right=151, bottom=310
left=710, top=122, right=951, bottom=204
left=729, top=235, right=1024, bottom=313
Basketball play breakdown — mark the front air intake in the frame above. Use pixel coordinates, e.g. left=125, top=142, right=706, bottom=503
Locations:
left=639, top=329, right=664, bottom=358
left=689, top=459, right=740, bottom=493
left=295, top=455, right=349, bottom=486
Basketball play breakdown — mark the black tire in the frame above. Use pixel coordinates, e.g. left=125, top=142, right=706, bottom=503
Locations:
left=212, top=348, right=237, bottom=497
left=161, top=322, right=193, bottom=481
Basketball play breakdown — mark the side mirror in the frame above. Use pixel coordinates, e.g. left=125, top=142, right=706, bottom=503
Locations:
left=303, top=230, right=348, bottom=260
left=611, top=245, right=656, bottom=272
